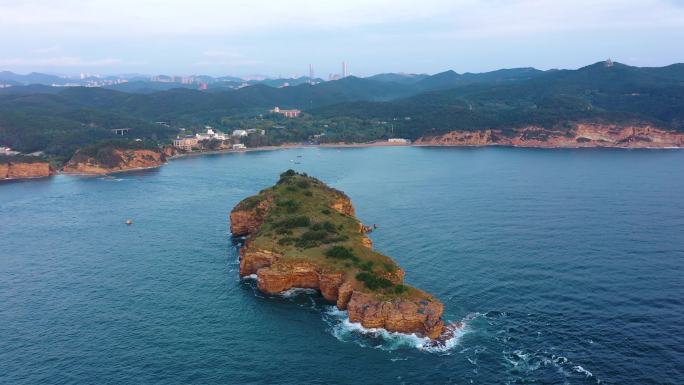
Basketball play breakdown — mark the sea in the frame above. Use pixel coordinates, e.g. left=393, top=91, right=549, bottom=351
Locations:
left=1, top=146, right=683, bottom=384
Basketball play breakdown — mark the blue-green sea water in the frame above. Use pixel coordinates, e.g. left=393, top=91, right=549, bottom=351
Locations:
left=1, top=147, right=683, bottom=384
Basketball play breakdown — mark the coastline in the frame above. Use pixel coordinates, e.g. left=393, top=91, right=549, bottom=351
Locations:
left=66, top=140, right=684, bottom=177
left=4, top=140, right=683, bottom=182
left=168, top=140, right=412, bottom=159
left=412, top=143, right=684, bottom=150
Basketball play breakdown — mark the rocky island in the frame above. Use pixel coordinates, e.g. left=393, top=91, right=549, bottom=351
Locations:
left=231, top=170, right=447, bottom=339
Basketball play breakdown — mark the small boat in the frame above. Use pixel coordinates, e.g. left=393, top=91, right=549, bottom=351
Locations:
left=125, top=219, right=133, bottom=225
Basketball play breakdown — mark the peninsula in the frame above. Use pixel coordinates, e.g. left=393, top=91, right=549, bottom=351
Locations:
left=230, top=170, right=446, bottom=339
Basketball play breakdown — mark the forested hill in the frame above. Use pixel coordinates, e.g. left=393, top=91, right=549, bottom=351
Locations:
left=311, top=62, right=684, bottom=138
left=0, top=61, right=683, bottom=159
left=0, top=66, right=556, bottom=157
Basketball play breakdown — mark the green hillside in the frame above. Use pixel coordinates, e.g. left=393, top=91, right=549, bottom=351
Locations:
left=0, top=61, right=682, bottom=159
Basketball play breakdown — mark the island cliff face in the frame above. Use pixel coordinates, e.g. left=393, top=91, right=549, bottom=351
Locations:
left=0, top=160, right=52, bottom=180
left=63, top=148, right=166, bottom=174
left=415, top=124, right=684, bottom=148
left=231, top=171, right=446, bottom=339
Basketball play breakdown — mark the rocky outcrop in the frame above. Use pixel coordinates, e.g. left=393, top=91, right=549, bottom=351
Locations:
left=0, top=161, right=52, bottom=180
left=238, top=243, right=280, bottom=276
left=63, top=148, right=166, bottom=174
left=415, top=123, right=684, bottom=148
left=331, top=195, right=355, bottom=216
left=232, top=174, right=447, bottom=339
left=162, top=145, right=179, bottom=157
left=242, top=241, right=443, bottom=338
left=230, top=198, right=271, bottom=237
left=347, top=291, right=445, bottom=339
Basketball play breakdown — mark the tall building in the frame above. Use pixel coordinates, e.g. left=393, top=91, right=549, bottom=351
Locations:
left=342, top=61, right=349, bottom=78
left=309, top=64, right=314, bottom=79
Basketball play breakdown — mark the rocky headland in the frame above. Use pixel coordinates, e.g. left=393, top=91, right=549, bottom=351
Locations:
left=415, top=124, right=684, bottom=148
left=231, top=170, right=447, bottom=339
left=0, top=157, right=53, bottom=180
left=62, top=146, right=167, bottom=175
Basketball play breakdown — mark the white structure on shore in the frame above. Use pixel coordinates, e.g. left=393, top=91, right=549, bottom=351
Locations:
left=232, top=143, right=246, bottom=150
left=388, top=138, right=411, bottom=144
left=0, top=146, right=20, bottom=155
left=173, top=136, right=200, bottom=151
left=196, top=128, right=228, bottom=141
left=270, top=106, right=301, bottom=118
left=232, top=129, right=248, bottom=137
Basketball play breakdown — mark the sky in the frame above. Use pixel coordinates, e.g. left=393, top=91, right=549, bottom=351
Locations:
left=1, top=0, right=683, bottom=77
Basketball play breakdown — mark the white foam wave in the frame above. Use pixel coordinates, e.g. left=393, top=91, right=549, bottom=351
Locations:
left=323, top=306, right=469, bottom=353
left=242, top=274, right=257, bottom=280
left=280, top=288, right=318, bottom=298
left=503, top=348, right=600, bottom=384
left=573, top=365, right=593, bottom=378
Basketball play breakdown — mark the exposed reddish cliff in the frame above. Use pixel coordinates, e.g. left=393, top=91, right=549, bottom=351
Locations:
left=62, top=148, right=166, bottom=175
left=347, top=291, right=444, bottom=339
left=162, top=145, right=179, bottom=157
left=415, top=124, right=684, bottom=148
left=0, top=161, right=52, bottom=180
left=230, top=198, right=272, bottom=237
left=232, top=183, right=447, bottom=339
left=331, top=195, right=355, bottom=216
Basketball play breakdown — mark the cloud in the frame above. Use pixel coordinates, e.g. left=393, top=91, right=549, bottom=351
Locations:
left=0, top=56, right=122, bottom=67
left=0, top=0, right=682, bottom=39
left=0, top=0, right=682, bottom=74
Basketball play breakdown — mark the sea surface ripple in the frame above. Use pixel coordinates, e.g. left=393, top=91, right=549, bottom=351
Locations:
left=1, top=147, right=683, bottom=384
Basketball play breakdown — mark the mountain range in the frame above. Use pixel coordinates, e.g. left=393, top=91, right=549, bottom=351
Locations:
left=1, top=61, right=682, bottom=158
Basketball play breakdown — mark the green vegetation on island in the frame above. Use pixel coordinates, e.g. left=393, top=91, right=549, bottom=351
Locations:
left=238, top=170, right=415, bottom=297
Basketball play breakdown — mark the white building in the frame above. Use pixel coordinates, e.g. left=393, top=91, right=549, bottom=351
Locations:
left=232, top=143, right=246, bottom=150
left=173, top=136, right=200, bottom=151
left=388, top=138, right=411, bottom=144
left=232, top=130, right=248, bottom=137
left=196, top=128, right=228, bottom=141
left=270, top=107, right=301, bottom=118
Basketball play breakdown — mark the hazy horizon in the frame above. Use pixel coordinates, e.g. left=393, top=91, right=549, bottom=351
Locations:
left=1, top=0, right=684, bottom=77
left=3, top=59, right=684, bottom=80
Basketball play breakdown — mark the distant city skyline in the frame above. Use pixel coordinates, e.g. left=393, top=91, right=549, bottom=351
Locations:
left=1, top=0, right=683, bottom=77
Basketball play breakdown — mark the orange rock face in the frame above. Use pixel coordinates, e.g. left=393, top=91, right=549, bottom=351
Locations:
left=415, top=124, right=684, bottom=148
left=239, top=244, right=281, bottom=276
left=0, top=161, right=52, bottom=180
left=331, top=196, right=355, bottom=216
left=347, top=291, right=445, bottom=339
left=162, top=145, right=179, bottom=157
left=230, top=198, right=271, bottom=237
left=63, top=149, right=166, bottom=174
left=257, top=262, right=320, bottom=294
